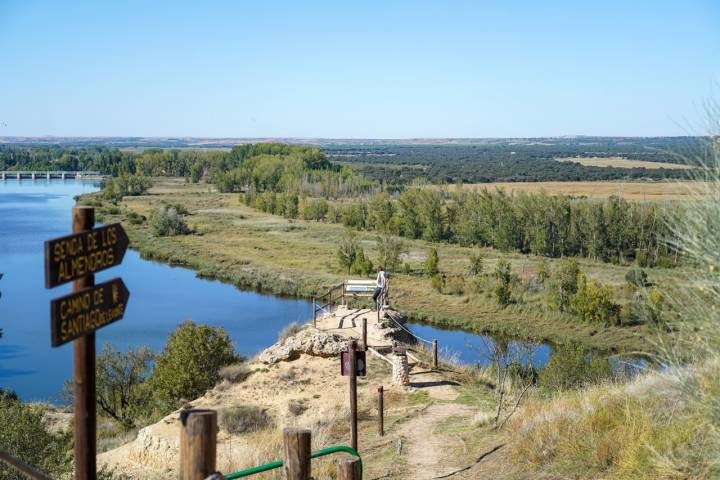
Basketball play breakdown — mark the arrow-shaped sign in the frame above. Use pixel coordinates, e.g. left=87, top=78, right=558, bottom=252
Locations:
left=44, top=223, right=129, bottom=288
left=50, top=278, right=130, bottom=347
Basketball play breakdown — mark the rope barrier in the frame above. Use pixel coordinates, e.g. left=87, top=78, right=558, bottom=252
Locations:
left=386, top=311, right=433, bottom=345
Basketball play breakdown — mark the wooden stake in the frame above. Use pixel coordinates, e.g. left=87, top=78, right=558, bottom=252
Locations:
left=349, top=340, right=358, bottom=452
left=179, top=409, right=217, bottom=480
left=361, top=318, right=367, bottom=350
left=432, top=339, right=438, bottom=369
left=72, top=206, right=96, bottom=480
left=377, top=386, right=384, bottom=437
left=283, top=428, right=311, bottom=480
left=312, top=296, right=316, bottom=328
left=336, top=457, right=361, bottom=480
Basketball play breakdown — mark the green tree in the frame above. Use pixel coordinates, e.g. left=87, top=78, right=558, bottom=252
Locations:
left=96, top=344, right=154, bottom=429
left=424, top=247, right=440, bottom=276
left=337, top=231, right=359, bottom=274
left=350, top=248, right=374, bottom=276
left=468, top=251, right=484, bottom=276
left=493, top=259, right=513, bottom=306
left=149, top=321, right=239, bottom=410
left=375, top=233, right=406, bottom=272
left=551, top=259, right=580, bottom=311
left=0, top=392, right=72, bottom=479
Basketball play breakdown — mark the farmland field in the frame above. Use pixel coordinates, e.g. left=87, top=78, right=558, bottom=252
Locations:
left=556, top=156, right=694, bottom=170
left=445, top=180, right=705, bottom=200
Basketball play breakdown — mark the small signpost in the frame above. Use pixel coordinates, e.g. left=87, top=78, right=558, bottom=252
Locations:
left=44, top=206, right=130, bottom=480
left=341, top=340, right=364, bottom=452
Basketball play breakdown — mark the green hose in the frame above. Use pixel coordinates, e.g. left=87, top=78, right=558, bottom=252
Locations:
left=224, top=445, right=362, bottom=479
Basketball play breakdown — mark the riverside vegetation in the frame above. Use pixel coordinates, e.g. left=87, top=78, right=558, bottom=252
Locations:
left=0, top=138, right=717, bottom=479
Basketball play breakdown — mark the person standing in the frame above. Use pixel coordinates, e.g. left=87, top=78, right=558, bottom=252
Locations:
left=373, top=266, right=386, bottom=310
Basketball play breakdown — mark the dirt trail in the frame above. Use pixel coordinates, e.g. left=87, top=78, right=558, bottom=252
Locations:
left=397, top=402, right=475, bottom=479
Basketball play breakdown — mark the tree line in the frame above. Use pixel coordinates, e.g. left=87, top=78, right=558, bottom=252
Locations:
left=248, top=187, right=677, bottom=267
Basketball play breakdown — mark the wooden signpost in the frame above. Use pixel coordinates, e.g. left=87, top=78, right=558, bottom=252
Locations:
left=341, top=340, right=364, bottom=452
left=44, top=206, right=130, bottom=480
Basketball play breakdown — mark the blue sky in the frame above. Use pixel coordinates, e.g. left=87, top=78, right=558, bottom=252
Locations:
left=1, top=1, right=718, bottom=138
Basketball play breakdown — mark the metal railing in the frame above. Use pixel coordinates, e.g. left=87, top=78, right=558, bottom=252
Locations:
left=224, top=445, right=362, bottom=479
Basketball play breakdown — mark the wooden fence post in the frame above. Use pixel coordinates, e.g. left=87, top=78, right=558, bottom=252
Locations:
left=432, top=339, right=438, bottom=369
left=72, top=206, right=96, bottom=480
left=349, top=340, right=358, bottom=452
left=378, top=386, right=384, bottom=437
left=361, top=318, right=367, bottom=351
left=312, top=296, right=316, bottom=328
left=336, top=457, right=361, bottom=480
left=283, top=428, right=311, bottom=480
left=180, top=409, right=217, bottom=480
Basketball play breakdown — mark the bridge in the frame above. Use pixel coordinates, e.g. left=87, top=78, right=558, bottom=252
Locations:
left=0, top=171, right=106, bottom=180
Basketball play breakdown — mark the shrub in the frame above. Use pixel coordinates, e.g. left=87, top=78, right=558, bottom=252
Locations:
left=625, top=267, right=649, bottom=288
left=424, top=248, right=440, bottom=276
left=218, top=364, right=252, bottom=384
left=220, top=405, right=272, bottom=434
left=0, top=394, right=72, bottom=479
left=468, top=251, right=484, bottom=276
left=126, top=211, right=146, bottom=225
left=149, top=321, right=239, bottom=410
left=539, top=343, right=613, bottom=391
left=431, top=274, right=445, bottom=293
left=536, top=258, right=550, bottom=283
left=96, top=344, right=154, bottom=429
left=300, top=198, right=329, bottom=221
left=151, top=206, right=190, bottom=236
left=572, top=273, right=621, bottom=326
left=493, top=259, right=513, bottom=306
left=288, top=399, right=308, bottom=416
left=278, top=322, right=302, bottom=342
left=445, top=275, right=466, bottom=295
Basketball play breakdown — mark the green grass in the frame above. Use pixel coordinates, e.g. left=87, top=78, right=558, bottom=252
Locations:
left=85, top=179, right=682, bottom=352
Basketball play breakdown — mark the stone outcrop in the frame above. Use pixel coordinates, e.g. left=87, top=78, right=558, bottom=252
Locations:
left=258, top=328, right=346, bottom=364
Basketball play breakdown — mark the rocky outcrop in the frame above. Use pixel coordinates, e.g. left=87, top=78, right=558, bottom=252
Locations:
left=258, top=328, right=346, bottom=364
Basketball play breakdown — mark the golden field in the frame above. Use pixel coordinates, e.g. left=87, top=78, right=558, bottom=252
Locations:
left=556, top=156, right=693, bottom=170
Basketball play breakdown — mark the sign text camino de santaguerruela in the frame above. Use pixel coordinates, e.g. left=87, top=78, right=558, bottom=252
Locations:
left=45, top=223, right=128, bottom=288
left=50, top=278, right=129, bottom=347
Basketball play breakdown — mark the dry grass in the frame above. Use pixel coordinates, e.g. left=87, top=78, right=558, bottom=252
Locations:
left=445, top=181, right=705, bottom=200
left=556, top=156, right=694, bottom=170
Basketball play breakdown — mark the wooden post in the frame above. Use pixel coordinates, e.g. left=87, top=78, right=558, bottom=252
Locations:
left=349, top=340, right=358, bottom=452
left=72, top=206, right=96, bottom=480
left=361, top=318, right=367, bottom=350
left=283, top=428, right=311, bottom=480
left=377, top=386, right=384, bottom=437
left=342, top=282, right=346, bottom=306
left=336, top=457, right=361, bottom=480
left=312, top=296, right=316, bottom=328
left=432, top=339, right=438, bottom=369
left=180, top=409, right=217, bottom=480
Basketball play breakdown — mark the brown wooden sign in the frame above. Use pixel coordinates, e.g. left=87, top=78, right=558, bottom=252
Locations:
left=50, top=278, right=129, bottom=347
left=44, top=223, right=129, bottom=288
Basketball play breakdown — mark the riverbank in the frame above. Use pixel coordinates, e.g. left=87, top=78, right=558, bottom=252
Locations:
left=86, top=178, right=671, bottom=352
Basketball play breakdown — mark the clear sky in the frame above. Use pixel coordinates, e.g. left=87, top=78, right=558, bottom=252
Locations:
left=1, top=0, right=719, bottom=138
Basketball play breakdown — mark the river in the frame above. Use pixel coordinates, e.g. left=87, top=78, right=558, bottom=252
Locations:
left=0, top=179, right=550, bottom=401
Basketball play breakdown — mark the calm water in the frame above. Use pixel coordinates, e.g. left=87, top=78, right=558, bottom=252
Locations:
left=0, top=179, right=551, bottom=402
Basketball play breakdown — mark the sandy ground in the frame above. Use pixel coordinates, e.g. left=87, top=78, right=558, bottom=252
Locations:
left=98, top=307, right=491, bottom=479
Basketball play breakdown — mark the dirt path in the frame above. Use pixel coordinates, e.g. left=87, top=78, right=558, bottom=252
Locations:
left=397, top=402, right=475, bottom=479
